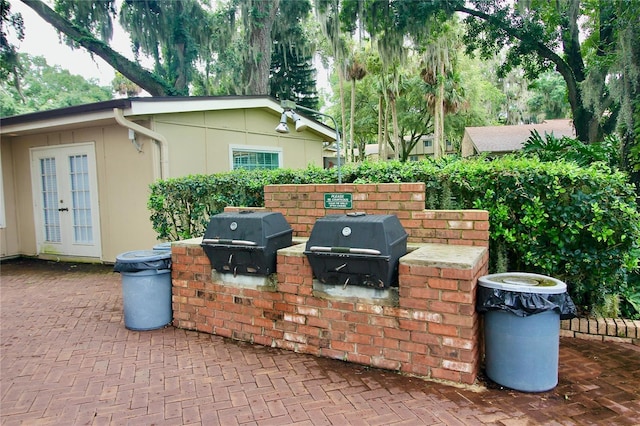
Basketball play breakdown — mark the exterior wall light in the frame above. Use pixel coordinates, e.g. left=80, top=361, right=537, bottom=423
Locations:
left=275, top=100, right=342, bottom=183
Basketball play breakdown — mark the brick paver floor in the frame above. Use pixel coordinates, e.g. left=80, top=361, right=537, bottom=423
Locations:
left=1, top=258, right=639, bottom=425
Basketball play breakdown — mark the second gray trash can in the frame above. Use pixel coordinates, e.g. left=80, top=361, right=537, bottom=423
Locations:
left=476, top=272, right=576, bottom=392
left=115, top=250, right=172, bottom=331
left=153, top=242, right=172, bottom=251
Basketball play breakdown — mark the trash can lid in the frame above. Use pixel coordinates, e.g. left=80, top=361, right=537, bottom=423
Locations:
left=116, top=249, right=171, bottom=263
left=152, top=242, right=172, bottom=251
left=478, top=272, right=566, bottom=294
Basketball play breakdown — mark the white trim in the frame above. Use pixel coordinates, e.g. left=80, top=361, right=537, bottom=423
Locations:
left=129, top=97, right=280, bottom=116
left=1, top=98, right=338, bottom=141
left=128, top=98, right=336, bottom=140
left=0, top=110, right=116, bottom=134
left=229, top=144, right=283, bottom=170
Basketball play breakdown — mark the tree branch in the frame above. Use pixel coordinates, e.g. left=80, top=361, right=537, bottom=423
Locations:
left=457, top=4, right=590, bottom=141
left=21, top=0, right=176, bottom=96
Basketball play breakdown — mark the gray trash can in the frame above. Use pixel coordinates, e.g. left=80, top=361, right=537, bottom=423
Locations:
left=114, top=250, right=172, bottom=331
left=476, top=272, right=576, bottom=392
left=153, top=242, right=172, bottom=251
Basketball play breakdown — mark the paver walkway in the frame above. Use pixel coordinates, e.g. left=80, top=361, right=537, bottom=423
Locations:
left=1, top=258, right=639, bottom=425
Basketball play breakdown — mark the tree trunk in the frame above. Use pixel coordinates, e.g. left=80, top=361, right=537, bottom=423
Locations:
left=381, top=97, right=390, bottom=161
left=350, top=79, right=356, bottom=162
left=433, top=62, right=445, bottom=159
left=242, top=0, right=279, bottom=95
left=390, top=94, right=400, bottom=160
left=21, top=0, right=174, bottom=96
left=377, top=95, right=384, bottom=160
left=338, top=67, right=347, bottom=164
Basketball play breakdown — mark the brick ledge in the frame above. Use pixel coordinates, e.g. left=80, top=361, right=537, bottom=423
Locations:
left=561, top=317, right=640, bottom=346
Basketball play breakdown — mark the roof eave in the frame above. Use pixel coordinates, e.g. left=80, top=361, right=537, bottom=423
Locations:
left=0, top=96, right=337, bottom=141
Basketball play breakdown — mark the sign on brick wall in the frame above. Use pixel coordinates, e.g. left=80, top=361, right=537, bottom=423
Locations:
left=324, top=193, right=353, bottom=209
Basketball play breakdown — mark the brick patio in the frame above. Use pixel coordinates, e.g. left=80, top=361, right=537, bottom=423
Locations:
left=2, top=258, right=640, bottom=425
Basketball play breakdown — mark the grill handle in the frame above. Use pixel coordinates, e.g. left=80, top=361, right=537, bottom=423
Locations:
left=308, top=246, right=381, bottom=256
left=266, top=228, right=294, bottom=239
left=202, top=238, right=258, bottom=246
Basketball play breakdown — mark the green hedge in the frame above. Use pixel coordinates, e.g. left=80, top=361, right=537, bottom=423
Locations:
left=148, top=157, right=640, bottom=312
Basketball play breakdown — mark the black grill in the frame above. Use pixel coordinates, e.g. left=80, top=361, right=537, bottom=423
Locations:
left=201, top=211, right=293, bottom=276
left=304, top=213, right=408, bottom=288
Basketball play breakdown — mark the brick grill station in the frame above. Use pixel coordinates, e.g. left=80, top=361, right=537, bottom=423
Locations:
left=171, top=183, right=490, bottom=385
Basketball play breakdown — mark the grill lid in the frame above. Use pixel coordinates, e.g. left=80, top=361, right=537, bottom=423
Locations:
left=305, top=213, right=407, bottom=255
left=201, top=210, right=293, bottom=276
left=303, top=213, right=408, bottom=288
left=203, top=210, right=292, bottom=246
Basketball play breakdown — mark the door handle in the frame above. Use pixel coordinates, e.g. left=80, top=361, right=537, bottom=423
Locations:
left=58, top=208, right=69, bottom=212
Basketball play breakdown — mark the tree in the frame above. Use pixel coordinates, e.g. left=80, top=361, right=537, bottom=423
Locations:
left=1, top=54, right=111, bottom=117
left=112, top=71, right=141, bottom=98
left=328, top=55, right=441, bottom=162
left=21, top=0, right=176, bottom=96
left=345, top=51, right=367, bottom=161
left=269, top=0, right=318, bottom=110
left=420, top=18, right=465, bottom=159
left=527, top=71, right=570, bottom=122
left=269, top=40, right=318, bottom=110
left=20, top=0, right=317, bottom=99
left=315, top=0, right=349, bottom=161
left=458, top=0, right=621, bottom=144
left=395, top=74, right=434, bottom=161
left=582, top=1, right=640, bottom=187
left=240, top=0, right=280, bottom=95
left=118, top=0, right=213, bottom=95
left=337, top=1, right=460, bottom=160
left=334, top=70, right=379, bottom=162
left=447, top=54, right=505, bottom=137
left=1, top=0, right=25, bottom=92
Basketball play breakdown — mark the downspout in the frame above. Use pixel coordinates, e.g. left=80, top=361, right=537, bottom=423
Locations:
left=113, top=108, right=169, bottom=180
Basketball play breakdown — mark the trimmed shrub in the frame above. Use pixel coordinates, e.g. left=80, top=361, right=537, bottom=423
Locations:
left=148, top=157, right=640, bottom=311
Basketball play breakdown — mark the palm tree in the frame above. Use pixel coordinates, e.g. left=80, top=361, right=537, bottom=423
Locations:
left=420, top=20, right=463, bottom=158
left=346, top=54, right=367, bottom=161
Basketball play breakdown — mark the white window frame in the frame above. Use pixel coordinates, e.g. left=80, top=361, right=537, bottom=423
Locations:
left=229, top=145, right=283, bottom=171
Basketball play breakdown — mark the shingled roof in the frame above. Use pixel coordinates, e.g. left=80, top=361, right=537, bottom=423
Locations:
left=463, top=119, right=575, bottom=155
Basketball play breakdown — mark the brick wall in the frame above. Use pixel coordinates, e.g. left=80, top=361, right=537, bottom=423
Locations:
left=263, top=183, right=490, bottom=247
left=172, top=183, right=490, bottom=385
left=561, top=317, right=640, bottom=345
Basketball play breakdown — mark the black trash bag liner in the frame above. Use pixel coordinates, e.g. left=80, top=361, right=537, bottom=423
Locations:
left=113, top=259, right=171, bottom=273
left=114, top=250, right=172, bottom=273
left=476, top=286, right=577, bottom=319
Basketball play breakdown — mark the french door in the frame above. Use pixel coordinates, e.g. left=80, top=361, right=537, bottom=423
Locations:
left=30, top=143, right=101, bottom=258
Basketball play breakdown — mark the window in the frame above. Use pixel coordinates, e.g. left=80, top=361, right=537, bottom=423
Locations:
left=230, top=145, right=282, bottom=170
left=423, top=140, right=433, bottom=148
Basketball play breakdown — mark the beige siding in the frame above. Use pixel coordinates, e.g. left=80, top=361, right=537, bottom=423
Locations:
left=97, top=125, right=159, bottom=261
left=0, top=141, right=19, bottom=258
left=1, top=105, right=326, bottom=263
left=1, top=124, right=159, bottom=263
left=153, top=108, right=324, bottom=177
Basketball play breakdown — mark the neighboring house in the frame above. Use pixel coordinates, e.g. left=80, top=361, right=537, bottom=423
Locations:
left=360, top=136, right=456, bottom=162
left=0, top=96, right=336, bottom=263
left=461, top=119, right=575, bottom=157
